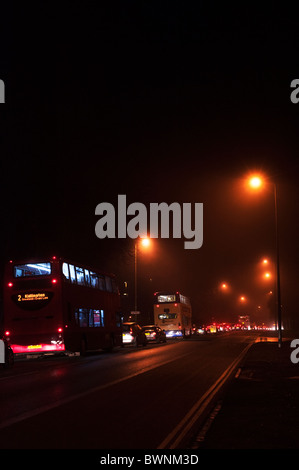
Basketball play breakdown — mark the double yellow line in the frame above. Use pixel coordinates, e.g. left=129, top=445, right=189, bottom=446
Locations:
left=158, top=341, right=253, bottom=449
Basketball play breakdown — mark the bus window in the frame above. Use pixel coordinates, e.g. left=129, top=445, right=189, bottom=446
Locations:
left=157, top=294, right=176, bottom=303
left=69, top=264, right=76, bottom=283
left=78, top=308, right=88, bottom=327
left=14, top=262, right=52, bottom=277
left=88, top=309, right=94, bottom=327
left=105, top=276, right=112, bottom=292
left=93, top=309, right=101, bottom=327
left=101, top=309, right=105, bottom=326
left=98, top=275, right=106, bottom=290
left=158, top=313, right=177, bottom=319
left=111, top=278, right=118, bottom=293
left=84, top=269, right=90, bottom=286
left=76, top=267, right=85, bottom=285
left=62, top=262, right=70, bottom=280
left=90, top=272, right=99, bottom=288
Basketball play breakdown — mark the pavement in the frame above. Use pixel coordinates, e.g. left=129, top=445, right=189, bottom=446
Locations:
left=190, top=334, right=299, bottom=449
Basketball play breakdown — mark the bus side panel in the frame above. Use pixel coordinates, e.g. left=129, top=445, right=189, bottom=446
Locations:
left=62, top=282, right=122, bottom=352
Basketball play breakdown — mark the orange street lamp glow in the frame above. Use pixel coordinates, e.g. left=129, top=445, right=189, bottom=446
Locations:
left=262, top=259, right=269, bottom=265
left=249, top=175, right=263, bottom=189
left=240, top=296, right=246, bottom=302
left=140, top=237, right=150, bottom=248
left=264, top=272, right=271, bottom=279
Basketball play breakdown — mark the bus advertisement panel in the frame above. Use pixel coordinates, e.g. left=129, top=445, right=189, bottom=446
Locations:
left=153, top=291, right=192, bottom=338
left=3, top=257, right=122, bottom=355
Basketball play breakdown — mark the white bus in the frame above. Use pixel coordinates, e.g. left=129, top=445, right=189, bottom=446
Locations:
left=153, top=291, right=192, bottom=338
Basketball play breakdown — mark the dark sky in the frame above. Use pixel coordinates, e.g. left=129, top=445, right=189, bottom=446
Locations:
left=1, top=2, right=299, bottom=326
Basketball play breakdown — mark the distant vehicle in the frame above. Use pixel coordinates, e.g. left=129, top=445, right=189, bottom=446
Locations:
left=192, top=326, right=205, bottom=335
left=238, top=315, right=251, bottom=330
left=142, top=325, right=166, bottom=343
left=122, top=322, right=147, bottom=347
left=3, top=257, right=122, bottom=356
left=153, top=291, right=192, bottom=338
left=1, top=336, right=14, bottom=368
left=206, top=324, right=217, bottom=333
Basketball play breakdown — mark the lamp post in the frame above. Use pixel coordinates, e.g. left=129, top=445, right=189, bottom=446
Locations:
left=274, top=183, right=283, bottom=348
left=248, top=174, right=282, bottom=348
left=134, top=237, right=151, bottom=320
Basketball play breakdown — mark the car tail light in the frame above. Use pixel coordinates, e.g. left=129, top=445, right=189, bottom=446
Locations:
left=57, top=327, right=63, bottom=333
left=8, top=282, right=13, bottom=287
left=52, top=279, right=57, bottom=284
left=5, top=330, right=10, bottom=336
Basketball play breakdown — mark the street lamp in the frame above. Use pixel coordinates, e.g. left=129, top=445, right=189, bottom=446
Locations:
left=219, top=282, right=229, bottom=291
left=249, top=176, right=263, bottom=189
left=247, top=174, right=282, bottom=347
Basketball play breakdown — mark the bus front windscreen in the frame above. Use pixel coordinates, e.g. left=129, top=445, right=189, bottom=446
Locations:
left=14, top=263, right=52, bottom=277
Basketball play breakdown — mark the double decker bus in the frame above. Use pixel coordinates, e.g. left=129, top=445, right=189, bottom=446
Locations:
left=153, top=291, right=192, bottom=338
left=3, top=257, right=122, bottom=355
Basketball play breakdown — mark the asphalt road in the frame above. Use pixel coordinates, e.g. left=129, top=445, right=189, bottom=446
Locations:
left=0, top=332, right=258, bottom=449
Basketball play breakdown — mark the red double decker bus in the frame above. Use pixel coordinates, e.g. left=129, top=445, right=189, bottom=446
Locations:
left=3, top=257, right=122, bottom=355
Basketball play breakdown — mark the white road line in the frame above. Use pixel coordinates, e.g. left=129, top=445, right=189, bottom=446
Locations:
left=0, top=351, right=190, bottom=431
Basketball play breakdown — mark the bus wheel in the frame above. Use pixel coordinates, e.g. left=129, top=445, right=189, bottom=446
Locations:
left=80, top=338, right=87, bottom=356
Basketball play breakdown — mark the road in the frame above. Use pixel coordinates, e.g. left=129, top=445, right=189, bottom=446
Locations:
left=0, top=332, right=258, bottom=449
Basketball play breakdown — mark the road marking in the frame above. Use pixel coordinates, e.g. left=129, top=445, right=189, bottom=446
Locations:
left=157, top=341, right=253, bottom=449
left=0, top=350, right=190, bottom=431
left=0, top=370, right=38, bottom=382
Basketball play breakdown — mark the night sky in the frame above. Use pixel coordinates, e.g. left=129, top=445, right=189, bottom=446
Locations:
left=1, top=2, right=299, bottom=327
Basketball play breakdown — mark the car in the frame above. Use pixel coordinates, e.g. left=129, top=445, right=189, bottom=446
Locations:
left=122, top=322, right=147, bottom=347
left=1, top=335, right=14, bottom=368
left=142, top=325, right=167, bottom=343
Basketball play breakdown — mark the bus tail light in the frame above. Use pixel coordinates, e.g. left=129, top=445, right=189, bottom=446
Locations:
left=5, top=330, right=10, bottom=336
left=8, top=282, right=13, bottom=287
left=52, top=279, right=57, bottom=284
left=57, top=327, right=63, bottom=333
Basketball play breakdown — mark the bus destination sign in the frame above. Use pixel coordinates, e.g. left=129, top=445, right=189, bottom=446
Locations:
left=18, top=292, right=49, bottom=302
left=12, top=291, right=53, bottom=310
